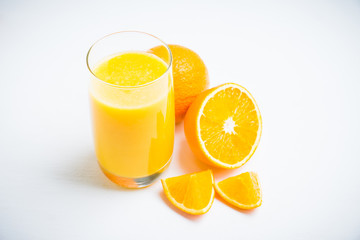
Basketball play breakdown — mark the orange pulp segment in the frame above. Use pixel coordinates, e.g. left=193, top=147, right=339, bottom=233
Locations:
left=215, top=171, right=262, bottom=209
left=161, top=170, right=215, bottom=215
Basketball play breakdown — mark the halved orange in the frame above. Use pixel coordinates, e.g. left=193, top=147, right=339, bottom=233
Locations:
left=184, top=83, right=262, bottom=169
left=161, top=170, right=215, bottom=215
left=215, top=171, right=262, bottom=209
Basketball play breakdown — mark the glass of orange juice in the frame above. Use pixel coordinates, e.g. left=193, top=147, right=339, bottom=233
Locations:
left=86, top=31, right=174, bottom=188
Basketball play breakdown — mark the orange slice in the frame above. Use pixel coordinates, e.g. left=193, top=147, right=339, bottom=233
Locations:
left=215, top=171, right=262, bottom=209
left=161, top=170, right=215, bottom=215
left=184, top=83, right=262, bottom=169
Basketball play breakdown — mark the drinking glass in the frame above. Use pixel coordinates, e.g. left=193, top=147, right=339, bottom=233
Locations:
left=86, top=31, right=174, bottom=188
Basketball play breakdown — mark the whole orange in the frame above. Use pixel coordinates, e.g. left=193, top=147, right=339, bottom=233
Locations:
left=149, top=45, right=209, bottom=123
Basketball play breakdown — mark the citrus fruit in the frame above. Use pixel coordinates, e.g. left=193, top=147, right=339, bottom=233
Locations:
left=215, top=171, right=262, bottom=209
left=149, top=44, right=209, bottom=123
left=184, top=83, right=262, bottom=169
left=161, top=170, right=215, bottom=215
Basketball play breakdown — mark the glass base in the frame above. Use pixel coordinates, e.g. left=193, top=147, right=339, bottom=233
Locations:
left=99, top=156, right=172, bottom=188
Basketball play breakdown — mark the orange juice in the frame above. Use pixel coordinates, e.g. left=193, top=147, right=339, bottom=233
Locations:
left=89, top=51, right=174, bottom=181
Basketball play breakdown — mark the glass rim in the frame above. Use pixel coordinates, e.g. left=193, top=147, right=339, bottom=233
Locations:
left=86, top=31, right=173, bottom=89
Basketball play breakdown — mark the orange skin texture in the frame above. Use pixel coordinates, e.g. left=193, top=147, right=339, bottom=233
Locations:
left=149, top=45, right=209, bottom=123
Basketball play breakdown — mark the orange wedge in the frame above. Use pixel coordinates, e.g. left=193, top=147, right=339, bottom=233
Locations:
left=215, top=171, right=262, bottom=209
left=161, top=170, right=215, bottom=215
left=184, top=83, right=262, bottom=169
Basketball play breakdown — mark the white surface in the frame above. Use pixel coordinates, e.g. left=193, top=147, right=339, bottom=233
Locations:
left=1, top=0, right=360, bottom=239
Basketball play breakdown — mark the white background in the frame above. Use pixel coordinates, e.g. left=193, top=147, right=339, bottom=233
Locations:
left=1, top=0, right=360, bottom=239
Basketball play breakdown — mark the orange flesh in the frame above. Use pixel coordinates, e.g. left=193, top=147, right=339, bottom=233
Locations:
left=216, top=172, right=261, bottom=207
left=162, top=170, right=214, bottom=212
left=200, top=87, right=260, bottom=165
